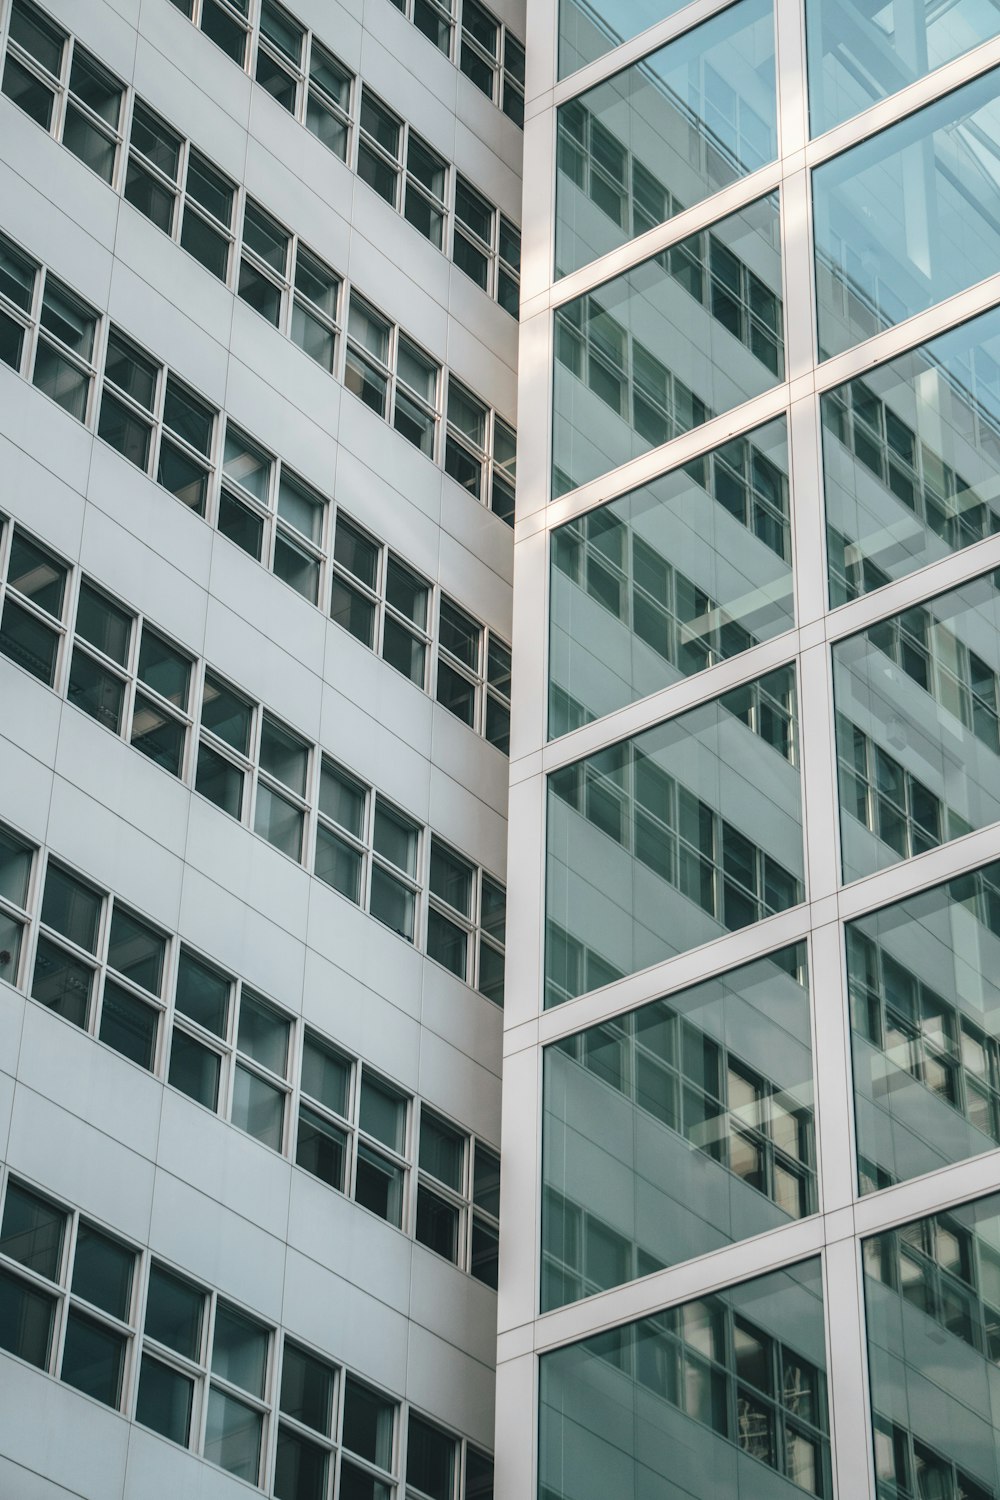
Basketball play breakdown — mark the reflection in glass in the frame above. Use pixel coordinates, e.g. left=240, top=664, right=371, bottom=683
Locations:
left=542, top=945, right=812, bottom=1311
left=546, top=666, right=803, bottom=1005
left=848, top=860, right=1000, bottom=1194
left=863, top=1195, right=1000, bottom=1500
left=558, top=0, right=690, bottom=80
left=539, top=1259, right=830, bottom=1500
left=556, top=0, right=775, bottom=277
left=823, top=308, right=1000, bottom=606
left=833, top=573, right=1000, bottom=882
left=806, top=0, right=1000, bottom=137
left=553, top=194, right=782, bottom=497
left=814, top=70, right=1000, bottom=360
left=550, top=418, right=792, bottom=732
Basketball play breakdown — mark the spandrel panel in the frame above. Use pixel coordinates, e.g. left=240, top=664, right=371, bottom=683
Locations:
left=545, top=665, right=804, bottom=1006
left=833, top=572, right=1000, bottom=883
left=556, top=0, right=776, bottom=278
left=848, top=861, right=1000, bottom=1194
left=806, top=0, right=1000, bottom=137
left=553, top=194, right=783, bottom=499
left=823, top=307, right=1000, bottom=607
left=549, top=417, right=793, bottom=735
left=542, top=944, right=813, bottom=1313
left=863, top=1195, right=1000, bottom=1500
left=558, top=0, right=690, bottom=80
left=814, top=69, right=1000, bottom=361
left=539, top=1258, right=831, bottom=1500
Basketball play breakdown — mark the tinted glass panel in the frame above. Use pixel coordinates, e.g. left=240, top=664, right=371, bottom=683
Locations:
left=556, top=0, right=776, bottom=277
left=814, top=70, right=1000, bottom=360
left=553, top=194, right=782, bottom=497
left=61, top=1311, right=125, bottom=1407
left=41, top=865, right=101, bottom=953
left=543, top=945, right=812, bottom=1309
left=547, top=666, right=803, bottom=1003
left=558, top=0, right=691, bottom=78
left=145, top=1264, right=203, bottom=1361
left=0, top=1183, right=64, bottom=1279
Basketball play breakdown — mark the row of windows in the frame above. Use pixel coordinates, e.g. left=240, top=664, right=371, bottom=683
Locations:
left=1, top=0, right=521, bottom=316
left=0, top=6, right=519, bottom=524
left=0, top=823, right=500, bottom=1281
left=0, top=523, right=507, bottom=1000
left=0, top=1171, right=495, bottom=1497
left=0, top=247, right=514, bottom=744
left=168, top=0, right=523, bottom=126
left=836, top=715, right=972, bottom=867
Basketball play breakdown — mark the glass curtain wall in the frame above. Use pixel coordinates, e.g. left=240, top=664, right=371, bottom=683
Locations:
left=502, top=2, right=1000, bottom=1498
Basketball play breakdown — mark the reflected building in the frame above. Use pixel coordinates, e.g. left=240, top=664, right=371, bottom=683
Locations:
left=501, top=3, right=1000, bottom=1500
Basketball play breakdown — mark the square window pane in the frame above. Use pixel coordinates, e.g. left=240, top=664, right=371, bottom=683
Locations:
left=427, top=909, right=468, bottom=978
left=429, top=842, right=474, bottom=916
left=75, top=583, right=131, bottom=665
left=301, top=1035, right=350, bottom=1116
left=420, top=1113, right=465, bottom=1191
left=407, top=1414, right=455, bottom=1500
left=32, top=341, right=90, bottom=421
left=180, top=208, right=230, bottom=280
left=370, top=864, right=415, bottom=941
left=315, top=825, right=363, bottom=903
left=131, top=693, right=186, bottom=776
left=381, top=616, right=426, bottom=685
left=372, top=804, right=418, bottom=876
left=62, top=105, right=117, bottom=182
left=60, top=1309, right=125, bottom=1406
left=41, top=865, right=100, bottom=952
left=7, top=532, right=66, bottom=617
left=138, top=629, right=191, bottom=708
left=157, top=438, right=211, bottom=515
left=331, top=577, right=376, bottom=647
left=0, top=825, right=33, bottom=909
left=259, top=716, right=309, bottom=797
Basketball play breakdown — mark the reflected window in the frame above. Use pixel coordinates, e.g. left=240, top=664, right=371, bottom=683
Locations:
left=542, top=945, right=813, bottom=1310
left=558, top=0, right=690, bottom=79
left=550, top=417, right=792, bottom=729
left=814, top=69, right=1000, bottom=360
left=546, top=665, right=803, bottom=1004
left=834, top=573, right=1000, bottom=882
left=553, top=194, right=782, bottom=497
left=556, top=0, right=775, bottom=278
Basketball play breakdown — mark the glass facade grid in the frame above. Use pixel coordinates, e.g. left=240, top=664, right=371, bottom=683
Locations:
left=504, top=3, right=1000, bottom=1499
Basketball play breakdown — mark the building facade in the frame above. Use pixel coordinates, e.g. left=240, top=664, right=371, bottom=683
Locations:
left=0, top=0, right=521, bottom=1495
left=500, top=3, right=1000, bottom=1500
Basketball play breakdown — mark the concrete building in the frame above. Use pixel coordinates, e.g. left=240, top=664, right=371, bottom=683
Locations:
left=499, top=3, right=1000, bottom=1499
left=0, top=0, right=520, bottom=1494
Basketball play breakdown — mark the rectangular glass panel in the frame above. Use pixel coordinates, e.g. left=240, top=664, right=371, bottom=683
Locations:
left=238, top=992, right=289, bottom=1076
left=407, top=1414, right=455, bottom=1500
left=342, top=1376, right=395, bottom=1469
left=205, top=1386, right=263, bottom=1481
left=419, top=1111, right=465, bottom=1190
left=107, top=907, right=164, bottom=994
left=834, top=573, right=1000, bottom=882
left=169, top=1029, right=221, bottom=1110
left=1, top=1182, right=64, bottom=1279
left=559, top=0, right=694, bottom=79
left=863, top=1197, right=1000, bottom=1500
left=7, top=532, right=66, bottom=617
left=546, top=666, right=803, bottom=1003
left=212, top=1302, right=268, bottom=1396
left=41, top=864, right=101, bottom=953
left=301, top=1034, right=350, bottom=1115
left=74, top=1224, right=135, bottom=1326
left=0, top=825, right=32, bottom=908
left=136, top=1354, right=194, bottom=1445
left=553, top=194, right=783, bottom=497
left=359, top=1076, right=406, bottom=1152
left=60, top=1310, right=125, bottom=1408
left=0, top=1269, right=55, bottom=1369
left=551, top=416, right=792, bottom=730
left=145, top=1263, right=203, bottom=1360
left=232, top=1062, right=285, bottom=1149
left=849, top=859, right=1000, bottom=1190
left=99, top=980, right=158, bottom=1070
left=540, top=1259, right=830, bottom=1498
left=814, top=70, right=1000, bottom=361
left=543, top=945, right=812, bottom=1309
left=556, top=0, right=776, bottom=278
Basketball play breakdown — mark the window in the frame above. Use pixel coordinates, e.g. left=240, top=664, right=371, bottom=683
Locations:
left=254, top=712, right=311, bottom=861
left=2, top=1, right=125, bottom=184
left=405, top=133, right=448, bottom=250
left=196, top=670, right=255, bottom=821
left=275, top=1340, right=337, bottom=1498
left=0, top=232, right=39, bottom=375
left=436, top=597, right=511, bottom=751
left=305, top=39, right=352, bottom=161
left=371, top=801, right=421, bottom=942
left=445, top=380, right=516, bottom=524
left=415, top=1112, right=500, bottom=1285
left=168, top=0, right=253, bottom=69
left=239, top=200, right=291, bottom=328
left=32, top=273, right=99, bottom=423
left=427, top=839, right=507, bottom=1003
left=459, top=0, right=499, bottom=103
left=0, top=521, right=70, bottom=687
left=0, top=1179, right=137, bottom=1410
left=30, top=858, right=167, bottom=1071
left=219, top=425, right=329, bottom=601
left=355, top=1073, right=410, bottom=1227
left=182, top=149, right=239, bottom=280
left=291, top=247, right=340, bottom=373
left=344, top=293, right=442, bottom=458
left=0, top=821, right=34, bottom=990
left=407, top=1413, right=456, bottom=1500
left=331, top=514, right=432, bottom=684
left=342, top=1376, right=397, bottom=1495
left=357, top=89, right=404, bottom=206
left=255, top=0, right=305, bottom=112
left=125, top=103, right=239, bottom=284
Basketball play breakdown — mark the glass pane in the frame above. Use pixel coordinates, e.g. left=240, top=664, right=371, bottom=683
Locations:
left=69, top=48, right=122, bottom=125
left=169, top=1028, right=221, bottom=1110
left=238, top=992, right=289, bottom=1076
left=385, top=558, right=428, bottom=630
left=319, top=762, right=366, bottom=838
left=360, top=90, right=401, bottom=157
left=131, top=695, right=186, bottom=774
left=0, top=912, right=23, bottom=986
left=62, top=104, right=117, bottom=182
left=9, top=0, right=65, bottom=75
left=238, top=260, right=282, bottom=324
left=201, top=674, right=253, bottom=754
left=339, top=1462, right=392, bottom=1500
left=186, top=148, right=235, bottom=226
left=348, top=296, right=390, bottom=364
left=0, top=825, right=32, bottom=908
left=420, top=1111, right=465, bottom=1190
left=274, top=1425, right=328, bottom=1500
left=429, top=841, right=474, bottom=917
left=557, top=0, right=776, bottom=278
left=243, top=201, right=289, bottom=273
left=543, top=945, right=812, bottom=1309
left=834, top=574, right=1000, bottom=882
left=138, top=628, right=191, bottom=709
left=334, top=516, right=379, bottom=591
left=68, top=648, right=125, bottom=733
left=342, top=1376, right=395, bottom=1469
left=559, top=0, right=694, bottom=78
left=301, top=1034, right=350, bottom=1115
left=296, top=1104, right=348, bottom=1190
left=145, top=1263, right=203, bottom=1360
left=175, top=949, right=229, bottom=1036
left=439, top=599, right=480, bottom=671
left=99, top=979, right=158, bottom=1070
left=103, top=330, right=157, bottom=411
left=2, top=54, right=55, bottom=129
left=0, top=1182, right=64, bottom=1279
left=107, top=907, right=164, bottom=994
left=7, top=532, right=66, bottom=617
left=181, top=207, right=230, bottom=279
left=163, top=377, right=214, bottom=457
left=354, top=1142, right=404, bottom=1225
left=823, top=307, right=1000, bottom=606
left=30, top=934, right=92, bottom=1026
left=0, top=598, right=59, bottom=684
left=196, top=743, right=245, bottom=818
left=40, top=279, right=96, bottom=360
left=815, top=71, right=1000, bottom=360
left=551, top=416, right=792, bottom=729
left=372, top=803, right=418, bottom=877
left=136, top=1354, right=193, bottom=1445
left=279, top=1341, right=334, bottom=1434
left=277, top=473, right=324, bottom=545
left=129, top=100, right=182, bottom=179
left=75, top=582, right=131, bottom=665
left=415, top=1185, right=460, bottom=1262
left=359, top=1076, right=407, bottom=1152
left=33, top=340, right=90, bottom=421
left=0, top=1268, right=55, bottom=1368
left=370, top=864, right=415, bottom=940
left=315, top=825, right=363, bottom=903
left=407, top=1414, right=455, bottom=1500
left=60, top=1310, right=125, bottom=1407
left=41, top=864, right=101, bottom=952
left=553, top=194, right=783, bottom=497
left=427, top=910, right=467, bottom=977
left=259, top=716, right=309, bottom=797
left=212, top=1302, right=269, bottom=1397
left=474, top=1144, right=500, bottom=1216
left=849, top=859, right=1000, bottom=1189
left=232, top=1062, right=285, bottom=1150
left=254, top=783, right=304, bottom=860
left=546, top=667, right=803, bottom=1003
left=205, top=1385, right=263, bottom=1482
